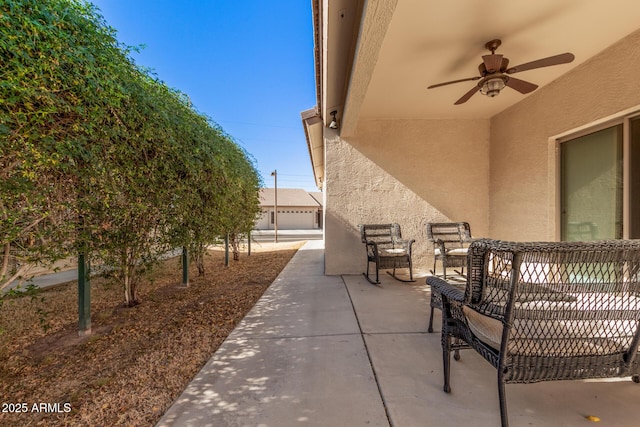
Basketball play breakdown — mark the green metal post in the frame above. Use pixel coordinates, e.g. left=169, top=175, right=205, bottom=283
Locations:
left=78, top=252, right=91, bottom=336
left=225, top=234, right=229, bottom=266
left=247, top=230, right=251, bottom=256
left=182, top=246, right=189, bottom=286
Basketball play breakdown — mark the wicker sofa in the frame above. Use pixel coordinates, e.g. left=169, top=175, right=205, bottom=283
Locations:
left=427, top=238, right=640, bottom=427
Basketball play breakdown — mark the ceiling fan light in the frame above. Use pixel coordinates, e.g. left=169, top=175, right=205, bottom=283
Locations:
left=480, top=77, right=506, bottom=97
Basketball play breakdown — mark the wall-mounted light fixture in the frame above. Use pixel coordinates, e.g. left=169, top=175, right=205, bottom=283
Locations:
left=328, top=110, right=339, bottom=129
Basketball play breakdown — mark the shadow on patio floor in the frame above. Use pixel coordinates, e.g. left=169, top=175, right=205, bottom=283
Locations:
left=158, top=240, right=640, bottom=426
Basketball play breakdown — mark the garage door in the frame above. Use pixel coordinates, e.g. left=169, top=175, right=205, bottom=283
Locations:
left=277, top=210, right=315, bottom=229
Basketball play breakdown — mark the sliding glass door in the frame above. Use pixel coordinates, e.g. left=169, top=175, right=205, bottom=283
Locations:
left=630, top=117, right=640, bottom=238
left=561, top=125, right=623, bottom=241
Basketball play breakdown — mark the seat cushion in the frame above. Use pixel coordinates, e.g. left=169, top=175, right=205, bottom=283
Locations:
left=463, top=306, right=502, bottom=349
left=434, top=247, right=468, bottom=257
left=383, top=248, right=407, bottom=257
left=462, top=302, right=636, bottom=356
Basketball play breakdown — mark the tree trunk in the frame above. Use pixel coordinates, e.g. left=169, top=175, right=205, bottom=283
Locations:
left=196, top=254, right=205, bottom=276
left=122, top=249, right=139, bottom=307
left=1, top=242, right=10, bottom=280
left=230, top=233, right=240, bottom=261
left=123, top=269, right=132, bottom=307
left=193, top=244, right=205, bottom=276
left=0, top=263, right=29, bottom=291
left=129, top=278, right=138, bottom=306
left=123, top=266, right=139, bottom=307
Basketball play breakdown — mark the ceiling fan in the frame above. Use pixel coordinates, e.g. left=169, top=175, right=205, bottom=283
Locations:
left=428, top=39, right=575, bottom=105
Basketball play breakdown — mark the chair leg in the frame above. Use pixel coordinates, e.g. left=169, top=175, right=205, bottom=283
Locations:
left=443, top=331, right=452, bottom=393
left=453, top=347, right=461, bottom=361
left=497, top=370, right=509, bottom=427
left=453, top=264, right=466, bottom=277
left=428, top=303, right=435, bottom=333
left=387, top=258, right=416, bottom=283
left=363, top=260, right=380, bottom=284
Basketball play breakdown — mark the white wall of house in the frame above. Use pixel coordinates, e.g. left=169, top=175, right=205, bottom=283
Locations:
left=324, top=119, right=490, bottom=275
left=255, top=210, right=270, bottom=230
left=490, top=28, right=640, bottom=241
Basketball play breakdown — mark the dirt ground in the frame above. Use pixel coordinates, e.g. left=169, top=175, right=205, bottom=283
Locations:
left=0, top=242, right=303, bottom=426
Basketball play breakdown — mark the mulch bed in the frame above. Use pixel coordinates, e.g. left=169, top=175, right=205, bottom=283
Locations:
left=0, top=245, right=299, bottom=426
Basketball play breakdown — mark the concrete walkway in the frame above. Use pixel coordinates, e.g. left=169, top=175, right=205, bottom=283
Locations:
left=158, top=240, right=640, bottom=427
left=157, top=239, right=388, bottom=426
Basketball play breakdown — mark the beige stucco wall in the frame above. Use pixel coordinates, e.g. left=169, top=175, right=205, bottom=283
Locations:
left=490, top=29, right=640, bottom=241
left=324, top=119, right=490, bottom=275
left=322, top=28, right=640, bottom=276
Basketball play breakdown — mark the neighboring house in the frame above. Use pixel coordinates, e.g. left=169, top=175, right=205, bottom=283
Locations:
left=308, top=191, right=324, bottom=229
left=301, top=0, right=640, bottom=275
left=255, top=188, right=322, bottom=230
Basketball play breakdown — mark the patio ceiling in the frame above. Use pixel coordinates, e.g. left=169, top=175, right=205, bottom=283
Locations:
left=303, top=0, right=640, bottom=189
left=350, top=0, right=640, bottom=122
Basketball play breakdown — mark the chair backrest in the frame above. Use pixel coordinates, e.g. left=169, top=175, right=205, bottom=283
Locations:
left=360, top=223, right=401, bottom=249
left=426, top=222, right=471, bottom=248
left=467, top=238, right=640, bottom=358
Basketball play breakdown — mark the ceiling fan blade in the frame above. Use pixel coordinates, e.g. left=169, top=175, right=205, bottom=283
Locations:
left=454, top=86, right=480, bottom=105
left=482, top=54, right=503, bottom=73
left=506, top=76, right=538, bottom=94
left=506, top=52, right=575, bottom=74
left=428, top=76, right=480, bottom=89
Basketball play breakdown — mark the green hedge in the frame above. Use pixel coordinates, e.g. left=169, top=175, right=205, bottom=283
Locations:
left=0, top=0, right=261, bottom=304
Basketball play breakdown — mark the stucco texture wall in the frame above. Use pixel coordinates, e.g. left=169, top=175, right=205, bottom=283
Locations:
left=490, top=29, right=640, bottom=241
left=324, top=119, right=490, bottom=275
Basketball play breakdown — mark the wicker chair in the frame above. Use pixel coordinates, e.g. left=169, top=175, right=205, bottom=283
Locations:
left=426, top=222, right=472, bottom=333
left=426, top=222, right=472, bottom=279
left=360, top=223, right=415, bottom=284
left=428, top=239, right=640, bottom=427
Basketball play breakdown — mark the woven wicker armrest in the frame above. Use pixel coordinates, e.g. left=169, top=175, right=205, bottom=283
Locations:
left=432, top=238, right=446, bottom=254
left=394, top=237, right=415, bottom=252
left=364, top=240, right=379, bottom=249
left=427, top=276, right=465, bottom=303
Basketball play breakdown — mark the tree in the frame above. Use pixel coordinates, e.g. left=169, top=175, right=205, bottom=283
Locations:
left=1, top=0, right=127, bottom=288
left=1, top=0, right=262, bottom=305
left=216, top=141, right=262, bottom=261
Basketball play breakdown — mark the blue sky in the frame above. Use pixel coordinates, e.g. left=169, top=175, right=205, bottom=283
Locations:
left=90, top=0, right=318, bottom=191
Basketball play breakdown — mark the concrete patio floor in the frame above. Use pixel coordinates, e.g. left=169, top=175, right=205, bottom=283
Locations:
left=157, top=240, right=640, bottom=427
